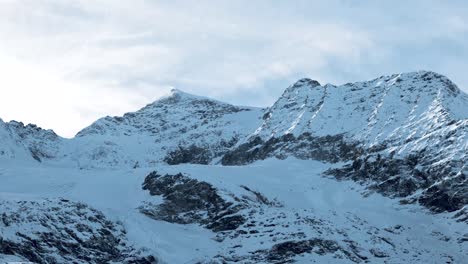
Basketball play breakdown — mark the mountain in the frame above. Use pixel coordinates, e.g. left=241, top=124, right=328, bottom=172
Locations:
left=222, top=71, right=467, bottom=214
left=0, top=71, right=467, bottom=263
left=69, top=89, right=263, bottom=168
left=223, top=71, right=466, bottom=164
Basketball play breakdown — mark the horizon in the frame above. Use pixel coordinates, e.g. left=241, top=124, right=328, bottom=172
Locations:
left=1, top=1, right=467, bottom=137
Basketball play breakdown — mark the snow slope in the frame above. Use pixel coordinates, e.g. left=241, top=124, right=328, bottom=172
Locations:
left=0, top=159, right=466, bottom=263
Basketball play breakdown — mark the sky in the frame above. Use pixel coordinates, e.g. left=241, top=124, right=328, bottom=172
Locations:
left=0, top=0, right=467, bottom=138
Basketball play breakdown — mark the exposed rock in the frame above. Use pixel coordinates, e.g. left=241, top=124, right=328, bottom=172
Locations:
left=163, top=137, right=239, bottom=165
left=370, top=248, right=389, bottom=258
left=164, top=144, right=213, bottom=165
left=140, top=171, right=247, bottom=231
left=453, top=207, right=468, bottom=224
left=221, top=133, right=363, bottom=165
left=325, top=151, right=467, bottom=213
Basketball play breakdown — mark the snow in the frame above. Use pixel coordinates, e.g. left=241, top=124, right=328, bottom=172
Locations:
left=0, top=158, right=466, bottom=263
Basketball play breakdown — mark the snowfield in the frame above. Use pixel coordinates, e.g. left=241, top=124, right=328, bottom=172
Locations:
left=0, top=158, right=466, bottom=263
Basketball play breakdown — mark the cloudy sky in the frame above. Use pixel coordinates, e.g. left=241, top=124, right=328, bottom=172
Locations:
left=0, top=0, right=467, bottom=137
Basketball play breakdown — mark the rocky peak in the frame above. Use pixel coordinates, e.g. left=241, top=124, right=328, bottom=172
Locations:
left=282, top=78, right=322, bottom=98
left=6, top=120, right=60, bottom=141
left=292, top=78, right=321, bottom=88
left=142, top=88, right=228, bottom=110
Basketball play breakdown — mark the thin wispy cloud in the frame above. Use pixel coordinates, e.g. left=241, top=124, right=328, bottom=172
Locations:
left=0, top=0, right=467, bottom=137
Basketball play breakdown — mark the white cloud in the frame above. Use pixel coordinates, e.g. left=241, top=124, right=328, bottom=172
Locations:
left=0, top=0, right=467, bottom=137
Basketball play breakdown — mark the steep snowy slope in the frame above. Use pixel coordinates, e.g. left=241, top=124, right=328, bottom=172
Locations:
left=222, top=71, right=467, bottom=214
left=70, top=89, right=263, bottom=168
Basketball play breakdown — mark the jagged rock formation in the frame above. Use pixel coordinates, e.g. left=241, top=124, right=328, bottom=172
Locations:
left=139, top=171, right=280, bottom=232
left=0, top=199, right=156, bottom=264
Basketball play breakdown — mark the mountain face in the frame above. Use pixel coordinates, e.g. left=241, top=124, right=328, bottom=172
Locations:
left=0, top=71, right=467, bottom=263
left=222, top=71, right=467, bottom=214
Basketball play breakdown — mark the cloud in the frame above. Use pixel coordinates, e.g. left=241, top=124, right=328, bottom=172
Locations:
left=0, top=0, right=467, bottom=137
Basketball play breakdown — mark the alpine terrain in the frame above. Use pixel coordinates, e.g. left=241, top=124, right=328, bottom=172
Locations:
left=0, top=70, right=466, bottom=263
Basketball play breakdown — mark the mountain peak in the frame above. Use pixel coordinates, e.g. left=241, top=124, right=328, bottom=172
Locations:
left=293, top=78, right=321, bottom=88
left=280, top=78, right=322, bottom=98
left=153, top=88, right=215, bottom=104
left=169, top=88, right=190, bottom=96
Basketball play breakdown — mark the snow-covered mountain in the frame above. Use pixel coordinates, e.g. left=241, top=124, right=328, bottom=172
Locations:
left=67, top=89, right=263, bottom=168
left=0, top=71, right=467, bottom=263
left=224, top=71, right=466, bottom=165
left=223, top=71, right=467, bottom=214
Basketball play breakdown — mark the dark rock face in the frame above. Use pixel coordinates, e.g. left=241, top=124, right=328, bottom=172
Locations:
left=326, top=153, right=467, bottom=213
left=140, top=171, right=247, bottom=231
left=221, top=133, right=363, bottom=165
left=0, top=199, right=156, bottom=264
left=164, top=137, right=238, bottom=165
left=140, top=171, right=282, bottom=233
left=164, top=145, right=212, bottom=165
